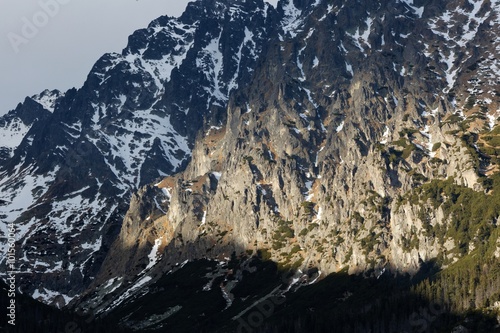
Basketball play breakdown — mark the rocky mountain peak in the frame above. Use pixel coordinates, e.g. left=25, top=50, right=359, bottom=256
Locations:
left=30, top=89, right=64, bottom=113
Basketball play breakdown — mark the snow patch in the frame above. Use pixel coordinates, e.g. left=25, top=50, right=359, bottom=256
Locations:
left=201, top=210, right=207, bottom=226
left=314, top=206, right=323, bottom=221
left=228, top=27, right=256, bottom=93
left=88, top=110, right=191, bottom=189
left=401, top=0, right=424, bottom=18
left=31, top=90, right=63, bottom=113
left=304, top=179, right=314, bottom=201
left=197, top=31, right=227, bottom=103
left=0, top=118, right=32, bottom=152
left=347, top=16, right=373, bottom=53
left=380, top=126, right=390, bottom=144
left=161, top=187, right=172, bottom=201
left=488, top=111, right=499, bottom=130
left=123, top=20, right=197, bottom=92
left=0, top=166, right=59, bottom=224
left=145, top=237, right=163, bottom=270
left=427, top=0, right=489, bottom=92
left=302, top=87, right=319, bottom=109
left=280, top=0, right=303, bottom=39
left=336, top=121, right=345, bottom=133
left=206, top=126, right=222, bottom=136
left=211, top=171, right=222, bottom=181
left=313, top=56, right=319, bottom=68
left=106, top=275, right=153, bottom=312
left=345, top=62, right=353, bottom=76
left=32, top=288, right=74, bottom=307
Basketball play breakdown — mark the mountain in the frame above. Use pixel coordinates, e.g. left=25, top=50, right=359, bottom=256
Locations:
left=0, top=0, right=274, bottom=305
left=1, top=0, right=500, bottom=331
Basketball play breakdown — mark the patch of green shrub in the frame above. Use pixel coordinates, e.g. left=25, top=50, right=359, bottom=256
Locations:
left=399, top=128, right=418, bottom=138
left=301, top=201, right=315, bottom=215
left=290, top=245, right=301, bottom=255
left=352, top=211, right=365, bottom=224
left=432, top=142, right=442, bottom=151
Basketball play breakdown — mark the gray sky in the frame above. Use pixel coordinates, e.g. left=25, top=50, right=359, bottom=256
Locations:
left=0, top=0, right=278, bottom=115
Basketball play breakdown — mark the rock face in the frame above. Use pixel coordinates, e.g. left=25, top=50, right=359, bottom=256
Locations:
left=94, top=1, right=498, bottom=273
left=1, top=0, right=500, bottom=325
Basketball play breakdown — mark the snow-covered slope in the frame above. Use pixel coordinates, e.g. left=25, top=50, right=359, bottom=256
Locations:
left=0, top=0, right=274, bottom=305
